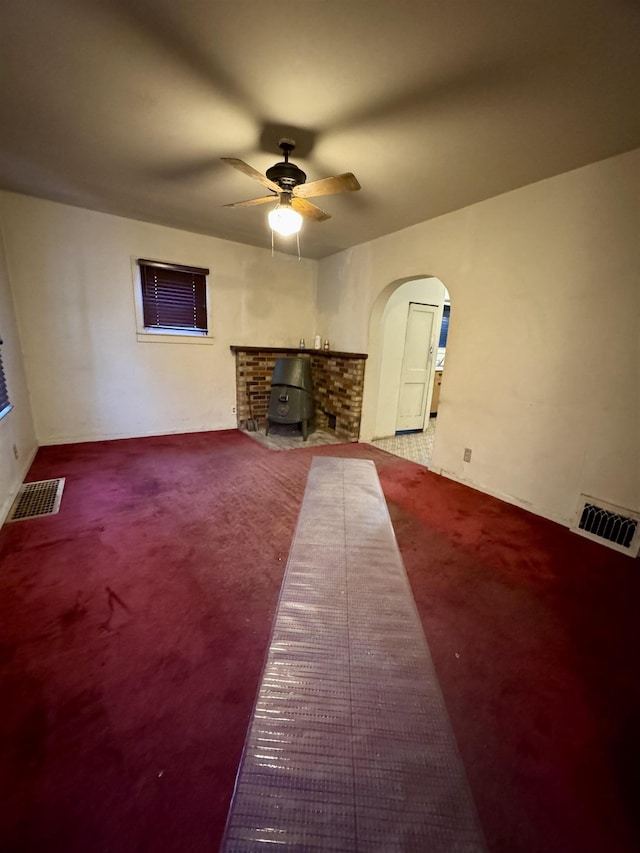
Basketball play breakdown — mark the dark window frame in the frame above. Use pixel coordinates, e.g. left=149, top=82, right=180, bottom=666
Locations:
left=0, top=339, right=12, bottom=421
left=137, top=259, right=210, bottom=335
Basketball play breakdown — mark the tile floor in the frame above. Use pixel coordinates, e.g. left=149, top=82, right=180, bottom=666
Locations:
left=241, top=418, right=437, bottom=469
left=369, top=419, right=437, bottom=468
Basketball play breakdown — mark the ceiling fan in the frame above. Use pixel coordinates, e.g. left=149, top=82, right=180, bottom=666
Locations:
left=221, top=138, right=360, bottom=236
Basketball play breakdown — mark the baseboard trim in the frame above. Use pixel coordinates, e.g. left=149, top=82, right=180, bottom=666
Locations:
left=429, top=465, right=569, bottom=528
left=0, top=443, right=39, bottom=528
left=39, top=423, right=236, bottom=447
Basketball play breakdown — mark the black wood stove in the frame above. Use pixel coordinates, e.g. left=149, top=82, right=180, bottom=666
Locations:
left=266, top=357, right=314, bottom=440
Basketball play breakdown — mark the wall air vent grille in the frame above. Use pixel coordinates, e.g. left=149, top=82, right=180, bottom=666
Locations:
left=572, top=495, right=640, bottom=557
left=7, top=478, right=65, bottom=522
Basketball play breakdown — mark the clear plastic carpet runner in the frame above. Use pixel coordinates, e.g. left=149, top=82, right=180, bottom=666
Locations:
left=222, top=457, right=486, bottom=852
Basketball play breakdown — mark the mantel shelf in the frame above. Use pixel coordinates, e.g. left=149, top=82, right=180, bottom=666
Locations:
left=230, top=345, right=367, bottom=360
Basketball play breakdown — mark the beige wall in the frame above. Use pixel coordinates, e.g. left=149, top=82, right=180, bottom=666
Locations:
left=0, top=227, right=37, bottom=522
left=318, top=149, right=640, bottom=525
left=0, top=193, right=317, bottom=445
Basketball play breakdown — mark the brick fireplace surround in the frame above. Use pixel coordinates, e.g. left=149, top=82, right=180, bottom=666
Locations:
left=230, top=346, right=368, bottom=442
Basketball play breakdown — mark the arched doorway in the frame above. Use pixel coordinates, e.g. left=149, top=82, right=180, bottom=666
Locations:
left=367, top=276, right=450, bottom=467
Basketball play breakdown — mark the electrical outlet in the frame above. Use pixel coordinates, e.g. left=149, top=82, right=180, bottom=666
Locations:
left=463, top=447, right=472, bottom=462
left=12, top=444, right=19, bottom=460
left=231, top=406, right=236, bottom=414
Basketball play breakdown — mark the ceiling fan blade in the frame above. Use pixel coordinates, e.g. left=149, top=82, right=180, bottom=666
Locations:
left=291, top=197, right=331, bottom=222
left=294, top=172, right=361, bottom=198
left=223, top=195, right=277, bottom=209
left=221, top=157, right=281, bottom=193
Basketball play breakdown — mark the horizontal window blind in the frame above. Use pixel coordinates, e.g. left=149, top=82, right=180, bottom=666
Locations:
left=0, top=341, right=11, bottom=418
left=138, top=260, right=209, bottom=333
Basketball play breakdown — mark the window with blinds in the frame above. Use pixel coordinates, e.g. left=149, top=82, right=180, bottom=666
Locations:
left=0, top=341, right=12, bottom=420
left=138, top=259, right=209, bottom=333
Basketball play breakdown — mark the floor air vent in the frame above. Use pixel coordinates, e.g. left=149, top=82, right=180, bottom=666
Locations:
left=7, top=478, right=65, bottom=522
left=572, top=495, right=640, bottom=557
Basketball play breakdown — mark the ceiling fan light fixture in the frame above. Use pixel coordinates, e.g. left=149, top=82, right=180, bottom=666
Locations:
left=268, top=198, right=303, bottom=236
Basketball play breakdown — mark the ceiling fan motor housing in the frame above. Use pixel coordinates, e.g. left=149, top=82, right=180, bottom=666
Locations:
left=266, top=160, right=306, bottom=190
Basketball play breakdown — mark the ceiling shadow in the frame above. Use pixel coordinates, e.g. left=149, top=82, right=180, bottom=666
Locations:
left=328, top=49, right=555, bottom=134
left=89, top=0, right=260, bottom=116
left=258, top=124, right=318, bottom=159
left=144, top=156, right=229, bottom=182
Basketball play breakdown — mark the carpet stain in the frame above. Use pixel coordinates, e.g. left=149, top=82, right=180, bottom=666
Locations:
left=100, top=586, right=131, bottom=632
left=59, top=595, right=88, bottom=628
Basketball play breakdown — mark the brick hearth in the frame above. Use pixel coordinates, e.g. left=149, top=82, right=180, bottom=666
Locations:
left=230, top=346, right=367, bottom=442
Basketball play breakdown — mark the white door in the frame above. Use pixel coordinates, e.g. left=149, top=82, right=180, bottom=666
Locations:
left=396, top=303, right=437, bottom=432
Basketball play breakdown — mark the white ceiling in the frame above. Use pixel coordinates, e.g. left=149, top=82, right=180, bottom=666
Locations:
left=1, top=0, right=639, bottom=259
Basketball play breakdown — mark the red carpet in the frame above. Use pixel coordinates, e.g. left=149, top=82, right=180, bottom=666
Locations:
left=0, top=430, right=638, bottom=852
